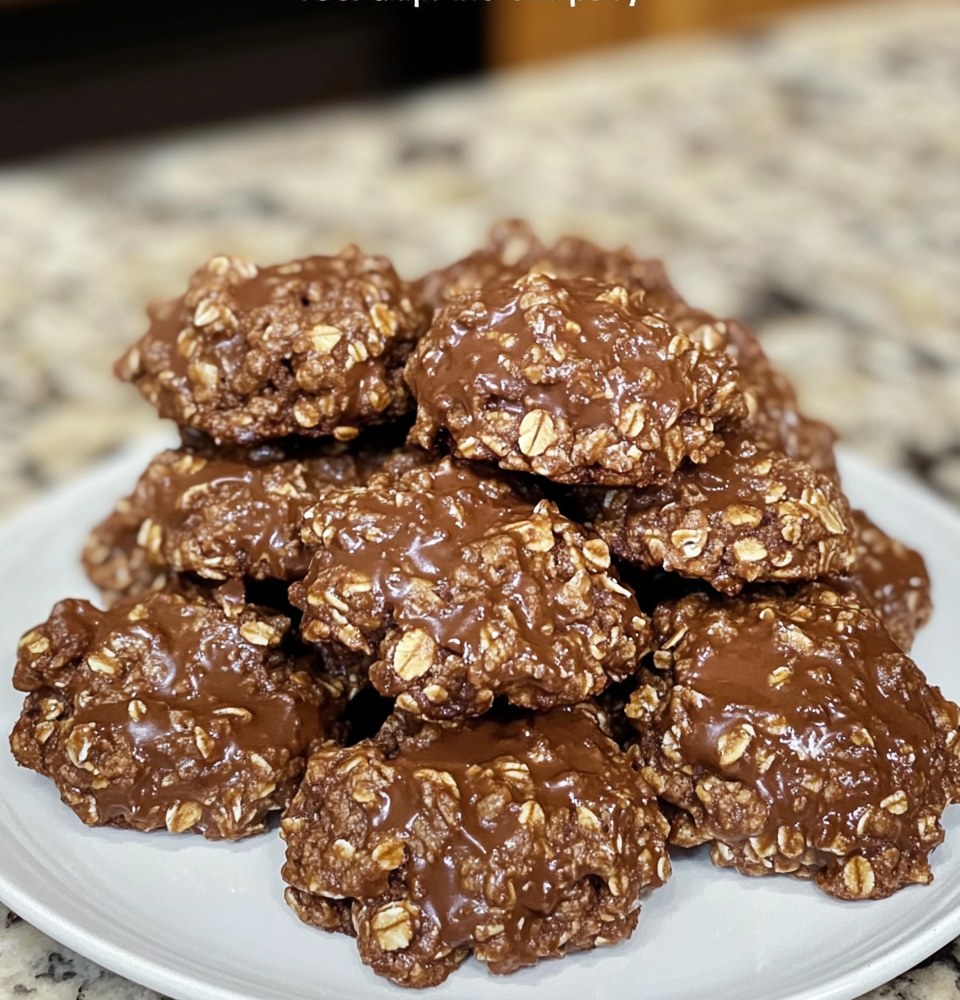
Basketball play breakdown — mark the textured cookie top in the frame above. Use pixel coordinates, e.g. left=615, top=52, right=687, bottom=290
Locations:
left=115, top=249, right=427, bottom=444
left=82, top=502, right=192, bottom=607
left=838, top=509, right=932, bottom=651
left=281, top=705, right=669, bottom=987
left=417, top=219, right=679, bottom=316
left=85, top=447, right=366, bottom=587
left=630, top=585, right=959, bottom=899
left=407, top=272, right=746, bottom=486
left=291, top=458, right=649, bottom=719
left=11, top=591, right=344, bottom=839
left=583, top=435, right=856, bottom=594
left=536, top=233, right=679, bottom=311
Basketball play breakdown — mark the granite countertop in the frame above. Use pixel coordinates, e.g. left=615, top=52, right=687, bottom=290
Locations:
left=1, top=2, right=959, bottom=997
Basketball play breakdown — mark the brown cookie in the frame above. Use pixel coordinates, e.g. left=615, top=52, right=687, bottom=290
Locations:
left=406, top=272, right=746, bottom=486
left=290, top=457, right=650, bottom=720
left=115, top=249, right=428, bottom=444
left=627, top=584, right=960, bottom=900
left=82, top=502, right=193, bottom=608
left=417, top=219, right=680, bottom=316
left=581, top=435, right=856, bottom=595
left=281, top=705, right=670, bottom=987
left=10, top=590, right=345, bottom=840
left=836, top=509, right=932, bottom=651
left=84, top=448, right=365, bottom=595
left=84, top=440, right=432, bottom=605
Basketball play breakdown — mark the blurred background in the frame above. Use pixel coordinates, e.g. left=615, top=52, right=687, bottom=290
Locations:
left=0, top=0, right=958, bottom=517
left=2, top=0, right=853, bottom=162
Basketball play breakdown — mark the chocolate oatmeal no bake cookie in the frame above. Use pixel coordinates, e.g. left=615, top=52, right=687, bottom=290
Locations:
left=291, top=457, right=650, bottom=720
left=116, top=248, right=428, bottom=445
left=629, top=585, right=957, bottom=899
left=406, top=272, right=747, bottom=486
left=8, top=223, right=951, bottom=988
left=580, top=434, right=856, bottom=594
left=281, top=705, right=670, bottom=987
left=84, top=446, right=366, bottom=595
left=10, top=589, right=344, bottom=839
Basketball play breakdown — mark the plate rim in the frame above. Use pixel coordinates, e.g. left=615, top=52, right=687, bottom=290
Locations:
left=1, top=439, right=960, bottom=1000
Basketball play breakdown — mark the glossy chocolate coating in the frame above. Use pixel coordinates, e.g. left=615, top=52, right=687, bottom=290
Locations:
left=629, top=584, right=960, bottom=899
left=291, top=457, right=649, bottom=720
left=836, top=509, right=932, bottom=651
left=407, top=272, right=746, bottom=486
left=115, top=248, right=427, bottom=445
left=86, top=447, right=363, bottom=587
left=281, top=705, right=669, bottom=987
left=582, top=434, right=856, bottom=594
left=10, top=591, right=344, bottom=839
left=84, top=437, right=431, bottom=605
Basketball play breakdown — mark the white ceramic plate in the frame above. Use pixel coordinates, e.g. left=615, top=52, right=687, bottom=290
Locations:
left=2, top=438, right=960, bottom=1000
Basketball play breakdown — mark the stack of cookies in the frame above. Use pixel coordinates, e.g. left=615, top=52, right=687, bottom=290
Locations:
left=9, top=222, right=957, bottom=988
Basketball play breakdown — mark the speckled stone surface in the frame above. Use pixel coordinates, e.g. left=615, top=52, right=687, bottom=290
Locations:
left=0, top=910, right=167, bottom=999
left=1, top=2, right=959, bottom=998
